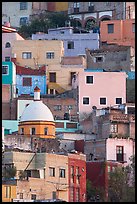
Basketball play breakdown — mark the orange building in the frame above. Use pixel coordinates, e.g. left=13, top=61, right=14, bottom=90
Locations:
left=18, top=86, right=55, bottom=139
left=47, top=2, right=68, bottom=12
left=100, top=19, right=135, bottom=48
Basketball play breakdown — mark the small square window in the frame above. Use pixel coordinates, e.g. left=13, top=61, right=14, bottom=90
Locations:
left=116, top=98, right=122, bottom=104
left=83, top=97, right=89, bottom=105
left=46, top=52, right=54, bottom=59
left=31, top=194, right=36, bottom=200
left=20, top=2, right=28, bottom=10
left=2, top=65, right=9, bottom=75
left=68, top=41, right=74, bottom=49
left=100, top=97, right=106, bottom=105
left=22, top=52, right=32, bottom=59
left=59, top=169, right=65, bottom=178
left=23, top=77, right=32, bottom=86
left=108, top=24, right=114, bottom=33
left=86, top=76, right=93, bottom=84
left=5, top=57, right=10, bottom=62
left=95, top=57, right=103, bottom=63
left=20, top=17, right=28, bottom=26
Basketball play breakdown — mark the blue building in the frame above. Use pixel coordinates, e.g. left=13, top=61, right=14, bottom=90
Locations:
left=32, top=26, right=99, bottom=57
left=16, top=65, right=46, bottom=96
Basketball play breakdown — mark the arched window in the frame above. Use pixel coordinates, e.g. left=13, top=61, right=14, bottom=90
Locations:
left=5, top=42, right=11, bottom=48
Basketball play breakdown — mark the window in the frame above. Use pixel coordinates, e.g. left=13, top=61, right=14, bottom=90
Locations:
left=116, top=146, right=124, bottom=162
left=31, top=194, right=36, bottom=200
left=54, top=105, right=62, bottom=111
left=5, top=186, right=11, bottom=198
left=20, top=2, right=28, bottom=10
left=68, top=41, right=74, bottom=49
left=52, top=191, right=56, bottom=199
left=20, top=128, right=24, bottom=135
left=5, top=57, right=10, bottom=61
left=100, top=97, right=106, bottom=105
left=108, top=24, right=114, bottom=33
left=23, top=77, right=32, bottom=86
left=76, top=167, right=80, bottom=184
left=86, top=76, right=93, bottom=84
left=83, top=97, right=89, bottom=105
left=30, top=128, right=36, bottom=135
left=46, top=52, right=54, bottom=59
left=111, top=124, right=118, bottom=133
left=70, top=72, right=76, bottom=85
left=2, top=65, right=9, bottom=75
left=59, top=168, right=65, bottom=178
left=70, top=166, right=74, bottom=183
left=5, top=42, right=11, bottom=48
left=49, top=167, right=55, bottom=177
left=19, top=193, right=23, bottom=199
left=107, top=166, right=110, bottom=173
left=132, top=23, right=135, bottom=32
left=67, top=105, right=73, bottom=110
left=70, top=187, right=74, bottom=202
left=95, top=56, right=103, bottom=63
left=20, top=17, right=28, bottom=26
left=116, top=98, right=122, bottom=104
left=76, top=188, right=80, bottom=202
left=49, top=72, right=56, bottom=82
left=22, top=52, right=32, bottom=59
left=88, top=2, right=94, bottom=12
left=44, top=128, right=48, bottom=135
left=74, top=2, right=80, bottom=13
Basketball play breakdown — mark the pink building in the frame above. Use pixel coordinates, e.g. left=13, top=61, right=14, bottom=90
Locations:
left=76, top=70, right=127, bottom=119
left=100, top=19, right=135, bottom=48
left=2, top=22, right=24, bottom=62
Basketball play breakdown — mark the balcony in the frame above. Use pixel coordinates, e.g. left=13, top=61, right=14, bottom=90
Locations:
left=110, top=114, right=129, bottom=123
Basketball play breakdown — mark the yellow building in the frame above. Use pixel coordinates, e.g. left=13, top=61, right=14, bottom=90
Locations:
left=2, top=181, right=17, bottom=202
left=55, top=2, right=68, bottom=12
left=12, top=40, right=86, bottom=94
left=18, top=86, right=55, bottom=139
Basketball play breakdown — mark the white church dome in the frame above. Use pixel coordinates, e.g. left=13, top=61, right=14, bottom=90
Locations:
left=20, top=100, right=54, bottom=122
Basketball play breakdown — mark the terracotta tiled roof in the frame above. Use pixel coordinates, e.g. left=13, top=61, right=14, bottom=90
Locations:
left=16, top=65, right=46, bottom=75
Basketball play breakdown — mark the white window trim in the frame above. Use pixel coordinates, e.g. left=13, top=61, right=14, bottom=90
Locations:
left=99, top=97, right=107, bottom=106
left=115, top=97, right=123, bottom=105
left=85, top=75, right=94, bottom=85
left=2, top=65, right=9, bottom=75
left=22, top=51, right=32, bottom=59
left=82, top=96, right=90, bottom=106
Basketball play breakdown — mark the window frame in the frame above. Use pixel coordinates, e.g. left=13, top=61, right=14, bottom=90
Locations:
left=83, top=97, right=90, bottom=105
left=44, top=127, right=48, bottom=135
left=20, top=2, right=28, bottom=10
left=46, top=52, right=54, bottom=59
left=2, top=65, right=9, bottom=75
left=49, top=167, right=55, bottom=177
left=59, top=168, right=66, bottom=178
left=31, top=194, right=36, bottom=200
left=116, top=97, right=122, bottom=105
left=5, top=42, right=11, bottom=48
left=22, top=52, right=32, bottom=59
left=30, top=127, right=36, bottom=135
left=132, top=23, right=135, bottom=33
left=5, top=56, right=10, bottom=62
left=22, top=77, right=32, bottom=86
left=100, top=97, right=107, bottom=105
left=111, top=124, right=118, bottom=133
left=86, top=76, right=93, bottom=84
left=108, top=23, right=114, bottom=33
left=5, top=186, right=11, bottom=198
left=116, top=146, right=124, bottom=162
left=20, top=17, right=28, bottom=26
left=67, top=41, right=74, bottom=49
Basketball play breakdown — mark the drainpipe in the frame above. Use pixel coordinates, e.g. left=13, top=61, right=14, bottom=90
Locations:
left=123, top=2, right=126, bottom=20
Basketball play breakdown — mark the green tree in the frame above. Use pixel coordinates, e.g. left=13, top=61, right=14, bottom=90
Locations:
left=108, top=155, right=135, bottom=202
left=18, top=12, right=70, bottom=39
left=2, top=165, right=17, bottom=179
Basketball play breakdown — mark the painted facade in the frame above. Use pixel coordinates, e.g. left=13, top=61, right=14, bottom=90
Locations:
left=2, top=23, right=24, bottom=62
left=77, top=69, right=127, bottom=118
left=2, top=61, right=16, bottom=99
left=12, top=40, right=86, bottom=93
left=85, top=44, right=135, bottom=72
left=68, top=2, right=135, bottom=28
left=100, top=19, right=135, bottom=48
left=47, top=2, right=68, bottom=12
left=32, top=27, right=99, bottom=56
left=16, top=65, right=46, bottom=96
left=2, top=180, right=17, bottom=202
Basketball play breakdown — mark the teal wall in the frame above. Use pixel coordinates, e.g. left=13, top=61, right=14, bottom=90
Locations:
left=2, top=120, right=19, bottom=135
left=2, top=61, right=14, bottom=85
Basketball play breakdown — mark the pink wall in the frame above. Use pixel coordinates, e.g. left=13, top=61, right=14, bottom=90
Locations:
left=78, top=71, right=127, bottom=115
left=100, top=19, right=135, bottom=48
left=2, top=32, right=24, bottom=61
left=106, top=138, right=135, bottom=167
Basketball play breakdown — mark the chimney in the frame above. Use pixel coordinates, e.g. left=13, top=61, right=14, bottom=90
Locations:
left=34, top=86, right=40, bottom=100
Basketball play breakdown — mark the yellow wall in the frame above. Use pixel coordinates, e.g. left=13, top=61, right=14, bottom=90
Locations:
left=18, top=121, right=55, bottom=138
left=12, top=40, right=64, bottom=68
left=55, top=2, right=68, bottom=11
left=2, top=184, right=16, bottom=202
